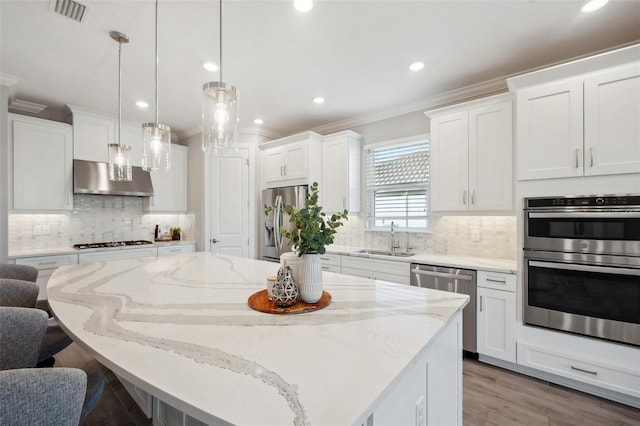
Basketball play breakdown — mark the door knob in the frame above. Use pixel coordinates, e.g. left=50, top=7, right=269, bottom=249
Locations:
left=211, top=238, right=219, bottom=244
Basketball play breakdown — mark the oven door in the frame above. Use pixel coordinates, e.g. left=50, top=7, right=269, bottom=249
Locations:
left=524, top=210, right=640, bottom=255
left=524, top=251, right=640, bottom=347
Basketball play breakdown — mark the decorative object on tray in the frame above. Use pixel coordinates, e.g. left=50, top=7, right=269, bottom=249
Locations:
left=266, top=276, right=276, bottom=300
left=265, top=182, right=348, bottom=304
left=272, top=264, right=298, bottom=307
left=248, top=289, right=331, bottom=314
left=280, top=252, right=303, bottom=284
left=154, top=224, right=172, bottom=241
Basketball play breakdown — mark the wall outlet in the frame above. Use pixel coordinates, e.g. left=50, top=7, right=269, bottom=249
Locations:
left=42, top=225, right=51, bottom=235
left=471, top=230, right=481, bottom=242
left=415, top=396, right=426, bottom=426
left=33, top=225, right=41, bottom=235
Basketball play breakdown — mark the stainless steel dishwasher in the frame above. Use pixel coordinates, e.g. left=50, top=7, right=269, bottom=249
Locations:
left=410, top=263, right=477, bottom=353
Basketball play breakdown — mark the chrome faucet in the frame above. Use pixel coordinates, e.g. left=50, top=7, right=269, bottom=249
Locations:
left=389, top=221, right=400, bottom=251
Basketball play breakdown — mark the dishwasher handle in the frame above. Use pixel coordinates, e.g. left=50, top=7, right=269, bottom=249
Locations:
left=411, top=268, right=473, bottom=281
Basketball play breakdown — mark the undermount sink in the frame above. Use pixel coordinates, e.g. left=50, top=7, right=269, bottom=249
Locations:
left=356, top=249, right=415, bottom=257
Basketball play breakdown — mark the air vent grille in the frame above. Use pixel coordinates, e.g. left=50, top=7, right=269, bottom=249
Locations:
left=53, top=0, right=87, bottom=23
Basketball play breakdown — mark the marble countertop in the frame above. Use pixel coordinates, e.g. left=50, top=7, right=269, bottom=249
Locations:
left=48, top=252, right=468, bottom=426
left=327, top=245, right=518, bottom=274
left=8, top=240, right=196, bottom=259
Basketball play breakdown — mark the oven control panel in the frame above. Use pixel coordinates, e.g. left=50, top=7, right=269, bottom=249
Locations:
left=526, top=194, right=640, bottom=208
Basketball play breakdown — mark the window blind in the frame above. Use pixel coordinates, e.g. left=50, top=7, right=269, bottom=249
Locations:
left=366, top=140, right=429, bottom=229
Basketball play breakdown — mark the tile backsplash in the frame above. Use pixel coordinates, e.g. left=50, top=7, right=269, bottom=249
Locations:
left=333, top=215, right=517, bottom=260
left=9, top=194, right=195, bottom=252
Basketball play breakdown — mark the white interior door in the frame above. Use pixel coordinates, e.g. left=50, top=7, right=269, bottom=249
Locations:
left=209, top=149, right=250, bottom=256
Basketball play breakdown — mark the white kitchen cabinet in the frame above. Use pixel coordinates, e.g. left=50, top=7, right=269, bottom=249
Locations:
left=15, top=253, right=78, bottom=300
left=426, top=95, right=513, bottom=212
left=259, top=131, right=322, bottom=188
left=157, top=243, right=196, bottom=256
left=143, top=145, right=188, bottom=213
left=477, top=270, right=516, bottom=363
left=321, top=130, right=362, bottom=214
left=508, top=49, right=640, bottom=180
left=69, top=104, right=144, bottom=165
left=319, top=253, right=341, bottom=273
left=8, top=114, right=73, bottom=211
left=341, top=256, right=410, bottom=284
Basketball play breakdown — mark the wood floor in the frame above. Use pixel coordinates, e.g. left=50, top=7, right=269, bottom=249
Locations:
left=55, top=343, right=640, bottom=426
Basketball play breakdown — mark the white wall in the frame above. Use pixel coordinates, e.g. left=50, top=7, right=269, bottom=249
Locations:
left=1, top=84, right=9, bottom=262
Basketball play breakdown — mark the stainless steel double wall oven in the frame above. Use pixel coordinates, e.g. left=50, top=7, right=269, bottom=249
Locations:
left=523, top=194, right=640, bottom=347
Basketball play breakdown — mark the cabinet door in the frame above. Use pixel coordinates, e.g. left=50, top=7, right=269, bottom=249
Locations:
left=584, top=62, right=640, bottom=176
left=516, top=78, right=584, bottom=180
left=340, top=266, right=372, bottom=279
left=430, top=111, right=469, bottom=211
left=283, top=142, right=307, bottom=181
left=469, top=100, right=513, bottom=211
left=262, top=147, right=284, bottom=186
left=157, top=244, right=196, bottom=256
left=72, top=111, right=114, bottom=162
left=144, top=145, right=187, bottom=212
left=11, top=116, right=73, bottom=211
left=322, top=138, right=349, bottom=213
left=477, top=287, right=516, bottom=362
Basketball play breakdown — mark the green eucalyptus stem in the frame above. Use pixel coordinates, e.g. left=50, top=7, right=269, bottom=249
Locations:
left=264, top=182, right=348, bottom=256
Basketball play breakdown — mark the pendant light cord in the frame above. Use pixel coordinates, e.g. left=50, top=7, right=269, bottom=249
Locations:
left=117, top=39, right=122, bottom=145
left=154, top=0, right=159, bottom=124
left=219, top=0, right=223, bottom=83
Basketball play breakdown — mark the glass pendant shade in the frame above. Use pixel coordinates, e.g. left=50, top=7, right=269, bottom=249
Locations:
left=202, top=81, right=239, bottom=153
left=108, top=143, right=132, bottom=181
left=142, top=123, right=171, bottom=172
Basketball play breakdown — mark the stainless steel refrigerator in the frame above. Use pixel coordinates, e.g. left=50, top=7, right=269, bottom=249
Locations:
left=261, top=185, right=307, bottom=262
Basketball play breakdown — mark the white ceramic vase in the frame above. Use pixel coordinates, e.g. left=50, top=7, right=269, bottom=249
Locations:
left=299, top=253, right=323, bottom=303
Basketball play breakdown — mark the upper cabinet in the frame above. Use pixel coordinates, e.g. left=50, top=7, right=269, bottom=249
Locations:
left=8, top=113, right=73, bottom=211
left=68, top=105, right=143, bottom=166
left=259, top=131, right=322, bottom=189
left=426, top=94, right=513, bottom=213
left=322, top=130, right=362, bottom=214
left=508, top=45, right=640, bottom=180
left=143, top=144, right=188, bottom=213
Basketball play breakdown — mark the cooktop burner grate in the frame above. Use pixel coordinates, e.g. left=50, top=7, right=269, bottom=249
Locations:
left=73, top=240, right=154, bottom=250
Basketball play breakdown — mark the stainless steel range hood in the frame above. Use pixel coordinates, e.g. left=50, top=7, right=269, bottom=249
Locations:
left=73, top=159, right=154, bottom=196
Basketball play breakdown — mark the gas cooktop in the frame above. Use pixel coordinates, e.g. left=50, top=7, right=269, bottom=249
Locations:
left=73, top=240, right=154, bottom=250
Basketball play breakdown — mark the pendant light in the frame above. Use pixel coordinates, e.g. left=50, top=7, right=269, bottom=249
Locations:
left=142, top=0, right=171, bottom=172
left=202, top=0, right=239, bottom=153
left=108, top=31, right=132, bottom=182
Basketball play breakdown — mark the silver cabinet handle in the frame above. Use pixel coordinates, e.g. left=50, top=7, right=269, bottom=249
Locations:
left=321, top=266, right=330, bottom=270
left=38, top=261, right=57, bottom=266
left=571, top=365, right=597, bottom=376
left=589, top=147, right=594, bottom=167
left=283, top=165, right=287, bottom=176
left=343, top=196, right=346, bottom=209
left=412, top=268, right=473, bottom=280
left=462, top=190, right=467, bottom=205
left=479, top=295, right=483, bottom=312
left=575, top=148, right=579, bottom=168
left=471, top=190, right=475, bottom=205
left=485, top=276, right=506, bottom=284
left=170, top=249, right=180, bottom=252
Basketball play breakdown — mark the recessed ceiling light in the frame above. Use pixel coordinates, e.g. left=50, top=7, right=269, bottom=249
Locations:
left=581, top=0, right=609, bottom=13
left=203, top=62, right=218, bottom=72
left=409, top=61, right=425, bottom=71
left=136, top=100, right=149, bottom=108
left=294, top=0, right=313, bottom=12
left=254, top=118, right=264, bottom=125
left=313, top=97, right=325, bottom=104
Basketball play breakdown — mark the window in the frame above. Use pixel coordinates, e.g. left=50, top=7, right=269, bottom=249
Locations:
left=366, top=136, right=429, bottom=230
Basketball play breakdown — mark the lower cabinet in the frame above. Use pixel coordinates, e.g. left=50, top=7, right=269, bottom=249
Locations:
left=157, top=243, right=196, bottom=256
left=341, top=256, right=410, bottom=285
left=476, top=271, right=516, bottom=363
left=79, top=247, right=158, bottom=263
left=319, top=253, right=341, bottom=273
left=14, top=253, right=78, bottom=300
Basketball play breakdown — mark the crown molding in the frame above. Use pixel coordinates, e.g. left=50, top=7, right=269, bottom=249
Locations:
left=1, top=74, right=20, bottom=88
left=310, top=77, right=508, bottom=135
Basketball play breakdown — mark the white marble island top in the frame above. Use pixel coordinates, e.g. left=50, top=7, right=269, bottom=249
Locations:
left=48, top=252, right=468, bottom=425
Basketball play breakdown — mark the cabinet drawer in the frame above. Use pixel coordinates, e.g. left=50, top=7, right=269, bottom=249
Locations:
left=157, top=244, right=196, bottom=256
left=477, top=270, right=516, bottom=292
left=319, top=253, right=341, bottom=267
left=79, top=247, right=157, bottom=263
left=518, top=342, right=640, bottom=398
left=342, top=256, right=409, bottom=276
left=16, top=254, right=78, bottom=270
left=321, top=264, right=341, bottom=273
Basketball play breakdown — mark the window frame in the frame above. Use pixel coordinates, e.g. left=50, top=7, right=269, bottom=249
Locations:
left=365, top=134, right=430, bottom=233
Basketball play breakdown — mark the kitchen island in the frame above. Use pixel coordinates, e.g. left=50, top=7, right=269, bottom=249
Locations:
left=48, top=252, right=468, bottom=426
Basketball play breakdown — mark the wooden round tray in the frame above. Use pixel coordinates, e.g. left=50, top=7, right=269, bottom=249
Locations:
left=247, top=289, right=331, bottom=314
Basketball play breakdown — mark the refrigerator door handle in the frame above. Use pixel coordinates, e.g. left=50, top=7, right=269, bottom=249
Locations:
left=274, top=195, right=283, bottom=252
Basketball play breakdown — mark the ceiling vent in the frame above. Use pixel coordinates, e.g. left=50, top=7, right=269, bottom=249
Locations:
left=52, top=0, right=87, bottom=23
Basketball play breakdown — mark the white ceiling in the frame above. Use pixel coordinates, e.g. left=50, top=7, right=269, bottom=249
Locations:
left=2, top=0, right=639, bottom=140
